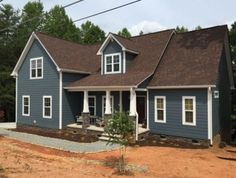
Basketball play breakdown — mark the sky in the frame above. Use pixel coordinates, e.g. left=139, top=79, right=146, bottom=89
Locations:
left=1, top=0, right=236, bottom=35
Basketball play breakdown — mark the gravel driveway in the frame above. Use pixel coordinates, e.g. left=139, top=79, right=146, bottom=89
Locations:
left=0, top=128, right=119, bottom=153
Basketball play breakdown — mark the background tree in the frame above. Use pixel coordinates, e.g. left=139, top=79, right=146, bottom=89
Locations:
left=118, top=27, right=131, bottom=38
left=195, top=25, right=202, bottom=30
left=0, top=4, right=20, bottom=67
left=105, top=111, right=134, bottom=173
left=230, top=22, right=236, bottom=63
left=78, top=21, right=105, bottom=44
left=175, top=26, right=188, bottom=33
left=17, top=1, right=45, bottom=56
left=0, top=4, right=19, bottom=122
left=43, top=5, right=80, bottom=42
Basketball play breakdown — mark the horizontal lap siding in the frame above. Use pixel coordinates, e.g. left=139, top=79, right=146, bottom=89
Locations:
left=17, top=40, right=60, bottom=129
left=149, top=89, right=208, bottom=139
left=62, top=73, right=85, bottom=126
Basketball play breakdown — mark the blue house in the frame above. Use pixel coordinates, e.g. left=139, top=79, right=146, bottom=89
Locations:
left=11, top=25, right=234, bottom=145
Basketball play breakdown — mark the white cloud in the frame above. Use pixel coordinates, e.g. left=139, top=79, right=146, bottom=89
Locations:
left=129, top=20, right=167, bottom=36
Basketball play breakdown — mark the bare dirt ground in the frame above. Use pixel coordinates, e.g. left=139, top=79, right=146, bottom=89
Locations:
left=0, top=136, right=236, bottom=178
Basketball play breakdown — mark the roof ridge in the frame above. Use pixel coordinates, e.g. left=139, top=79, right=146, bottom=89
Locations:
left=35, top=31, right=101, bottom=47
left=175, top=24, right=228, bottom=34
left=130, top=29, right=175, bottom=39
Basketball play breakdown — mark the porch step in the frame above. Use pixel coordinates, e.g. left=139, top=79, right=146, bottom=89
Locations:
left=98, top=133, right=121, bottom=141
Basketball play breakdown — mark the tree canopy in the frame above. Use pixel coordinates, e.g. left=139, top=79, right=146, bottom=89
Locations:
left=78, top=21, right=105, bottom=44
left=118, top=28, right=131, bottom=38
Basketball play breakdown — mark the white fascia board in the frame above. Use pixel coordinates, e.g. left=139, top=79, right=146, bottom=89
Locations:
left=11, top=32, right=36, bottom=76
left=11, top=32, right=61, bottom=77
left=64, top=85, right=135, bottom=91
left=96, top=33, right=138, bottom=55
left=147, top=85, right=216, bottom=89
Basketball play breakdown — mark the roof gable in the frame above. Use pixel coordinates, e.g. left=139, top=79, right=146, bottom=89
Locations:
left=148, top=25, right=230, bottom=87
left=11, top=32, right=59, bottom=76
left=96, top=33, right=139, bottom=55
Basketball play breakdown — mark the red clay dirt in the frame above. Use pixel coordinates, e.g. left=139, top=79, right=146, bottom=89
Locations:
left=0, top=136, right=235, bottom=178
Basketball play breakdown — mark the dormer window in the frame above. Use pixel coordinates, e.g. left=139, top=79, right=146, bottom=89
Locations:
left=30, top=57, right=43, bottom=79
left=104, top=53, right=121, bottom=74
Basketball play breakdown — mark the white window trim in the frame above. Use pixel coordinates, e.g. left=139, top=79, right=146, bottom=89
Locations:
left=102, top=95, right=114, bottom=116
left=88, top=96, right=96, bottom=116
left=104, top=53, right=121, bottom=74
left=43, top=96, right=52, bottom=119
left=182, top=96, right=196, bottom=126
left=22, top=95, right=30, bottom=116
left=30, top=57, right=43, bottom=79
left=154, top=96, right=166, bottom=123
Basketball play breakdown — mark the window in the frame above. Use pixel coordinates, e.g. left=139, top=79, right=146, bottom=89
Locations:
left=88, top=96, right=96, bottom=116
left=102, top=96, right=114, bottom=116
left=182, top=96, right=196, bottom=126
left=43, top=96, right=52, bottom=118
left=30, top=57, right=43, bottom=79
left=22, top=95, right=30, bottom=116
left=104, top=53, right=121, bottom=74
left=154, top=96, right=166, bottom=123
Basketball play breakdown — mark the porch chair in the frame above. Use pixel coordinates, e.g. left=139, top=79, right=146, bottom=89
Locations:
left=96, top=117, right=105, bottom=127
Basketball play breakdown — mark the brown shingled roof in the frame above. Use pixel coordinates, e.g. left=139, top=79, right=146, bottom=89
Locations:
left=148, top=25, right=227, bottom=87
left=35, top=32, right=101, bottom=73
left=66, top=30, right=174, bottom=88
left=66, top=72, right=151, bottom=88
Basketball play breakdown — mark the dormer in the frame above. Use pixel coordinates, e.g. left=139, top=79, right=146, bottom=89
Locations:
left=97, top=33, right=139, bottom=75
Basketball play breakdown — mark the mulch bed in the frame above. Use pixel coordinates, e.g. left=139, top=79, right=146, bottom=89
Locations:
left=10, top=126, right=98, bottom=143
left=136, top=134, right=208, bottom=149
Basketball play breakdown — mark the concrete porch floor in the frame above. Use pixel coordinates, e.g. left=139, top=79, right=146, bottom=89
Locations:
left=67, top=123, right=149, bottom=134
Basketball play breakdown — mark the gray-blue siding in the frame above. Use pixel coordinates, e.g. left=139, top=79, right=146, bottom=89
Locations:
left=62, top=73, right=86, bottom=127
left=149, top=89, right=208, bottom=140
left=17, top=40, right=60, bottom=129
left=102, top=40, right=136, bottom=74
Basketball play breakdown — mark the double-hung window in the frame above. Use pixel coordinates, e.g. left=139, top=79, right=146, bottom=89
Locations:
left=154, top=96, right=166, bottom=123
left=22, top=95, right=30, bottom=116
left=43, top=96, right=52, bottom=119
left=182, top=96, right=196, bottom=126
left=30, top=57, right=43, bottom=79
left=105, top=53, right=121, bottom=74
left=88, top=96, right=96, bottom=116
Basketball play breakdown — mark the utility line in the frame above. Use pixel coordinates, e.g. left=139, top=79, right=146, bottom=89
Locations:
left=73, top=0, right=141, bottom=22
left=0, top=0, right=142, bottom=33
left=0, top=0, right=85, bottom=33
left=63, top=0, right=84, bottom=9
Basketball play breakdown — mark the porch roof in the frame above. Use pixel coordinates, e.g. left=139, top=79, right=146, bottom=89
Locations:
left=64, top=72, right=151, bottom=90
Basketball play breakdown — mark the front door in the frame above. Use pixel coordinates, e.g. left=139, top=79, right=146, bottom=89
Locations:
left=136, top=96, right=146, bottom=126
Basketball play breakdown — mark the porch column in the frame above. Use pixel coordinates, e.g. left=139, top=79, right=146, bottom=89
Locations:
left=129, top=87, right=137, bottom=143
left=105, top=90, right=111, bottom=114
left=82, top=90, right=89, bottom=113
left=104, top=90, right=112, bottom=127
left=129, top=88, right=137, bottom=116
left=82, top=90, right=90, bottom=129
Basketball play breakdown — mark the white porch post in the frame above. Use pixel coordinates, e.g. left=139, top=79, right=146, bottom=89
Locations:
left=129, top=88, right=137, bottom=116
left=105, top=90, right=112, bottom=114
left=82, top=90, right=89, bottom=113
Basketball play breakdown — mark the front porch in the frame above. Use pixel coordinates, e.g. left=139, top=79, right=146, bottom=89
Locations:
left=67, top=123, right=149, bottom=141
left=65, top=88, right=149, bottom=141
